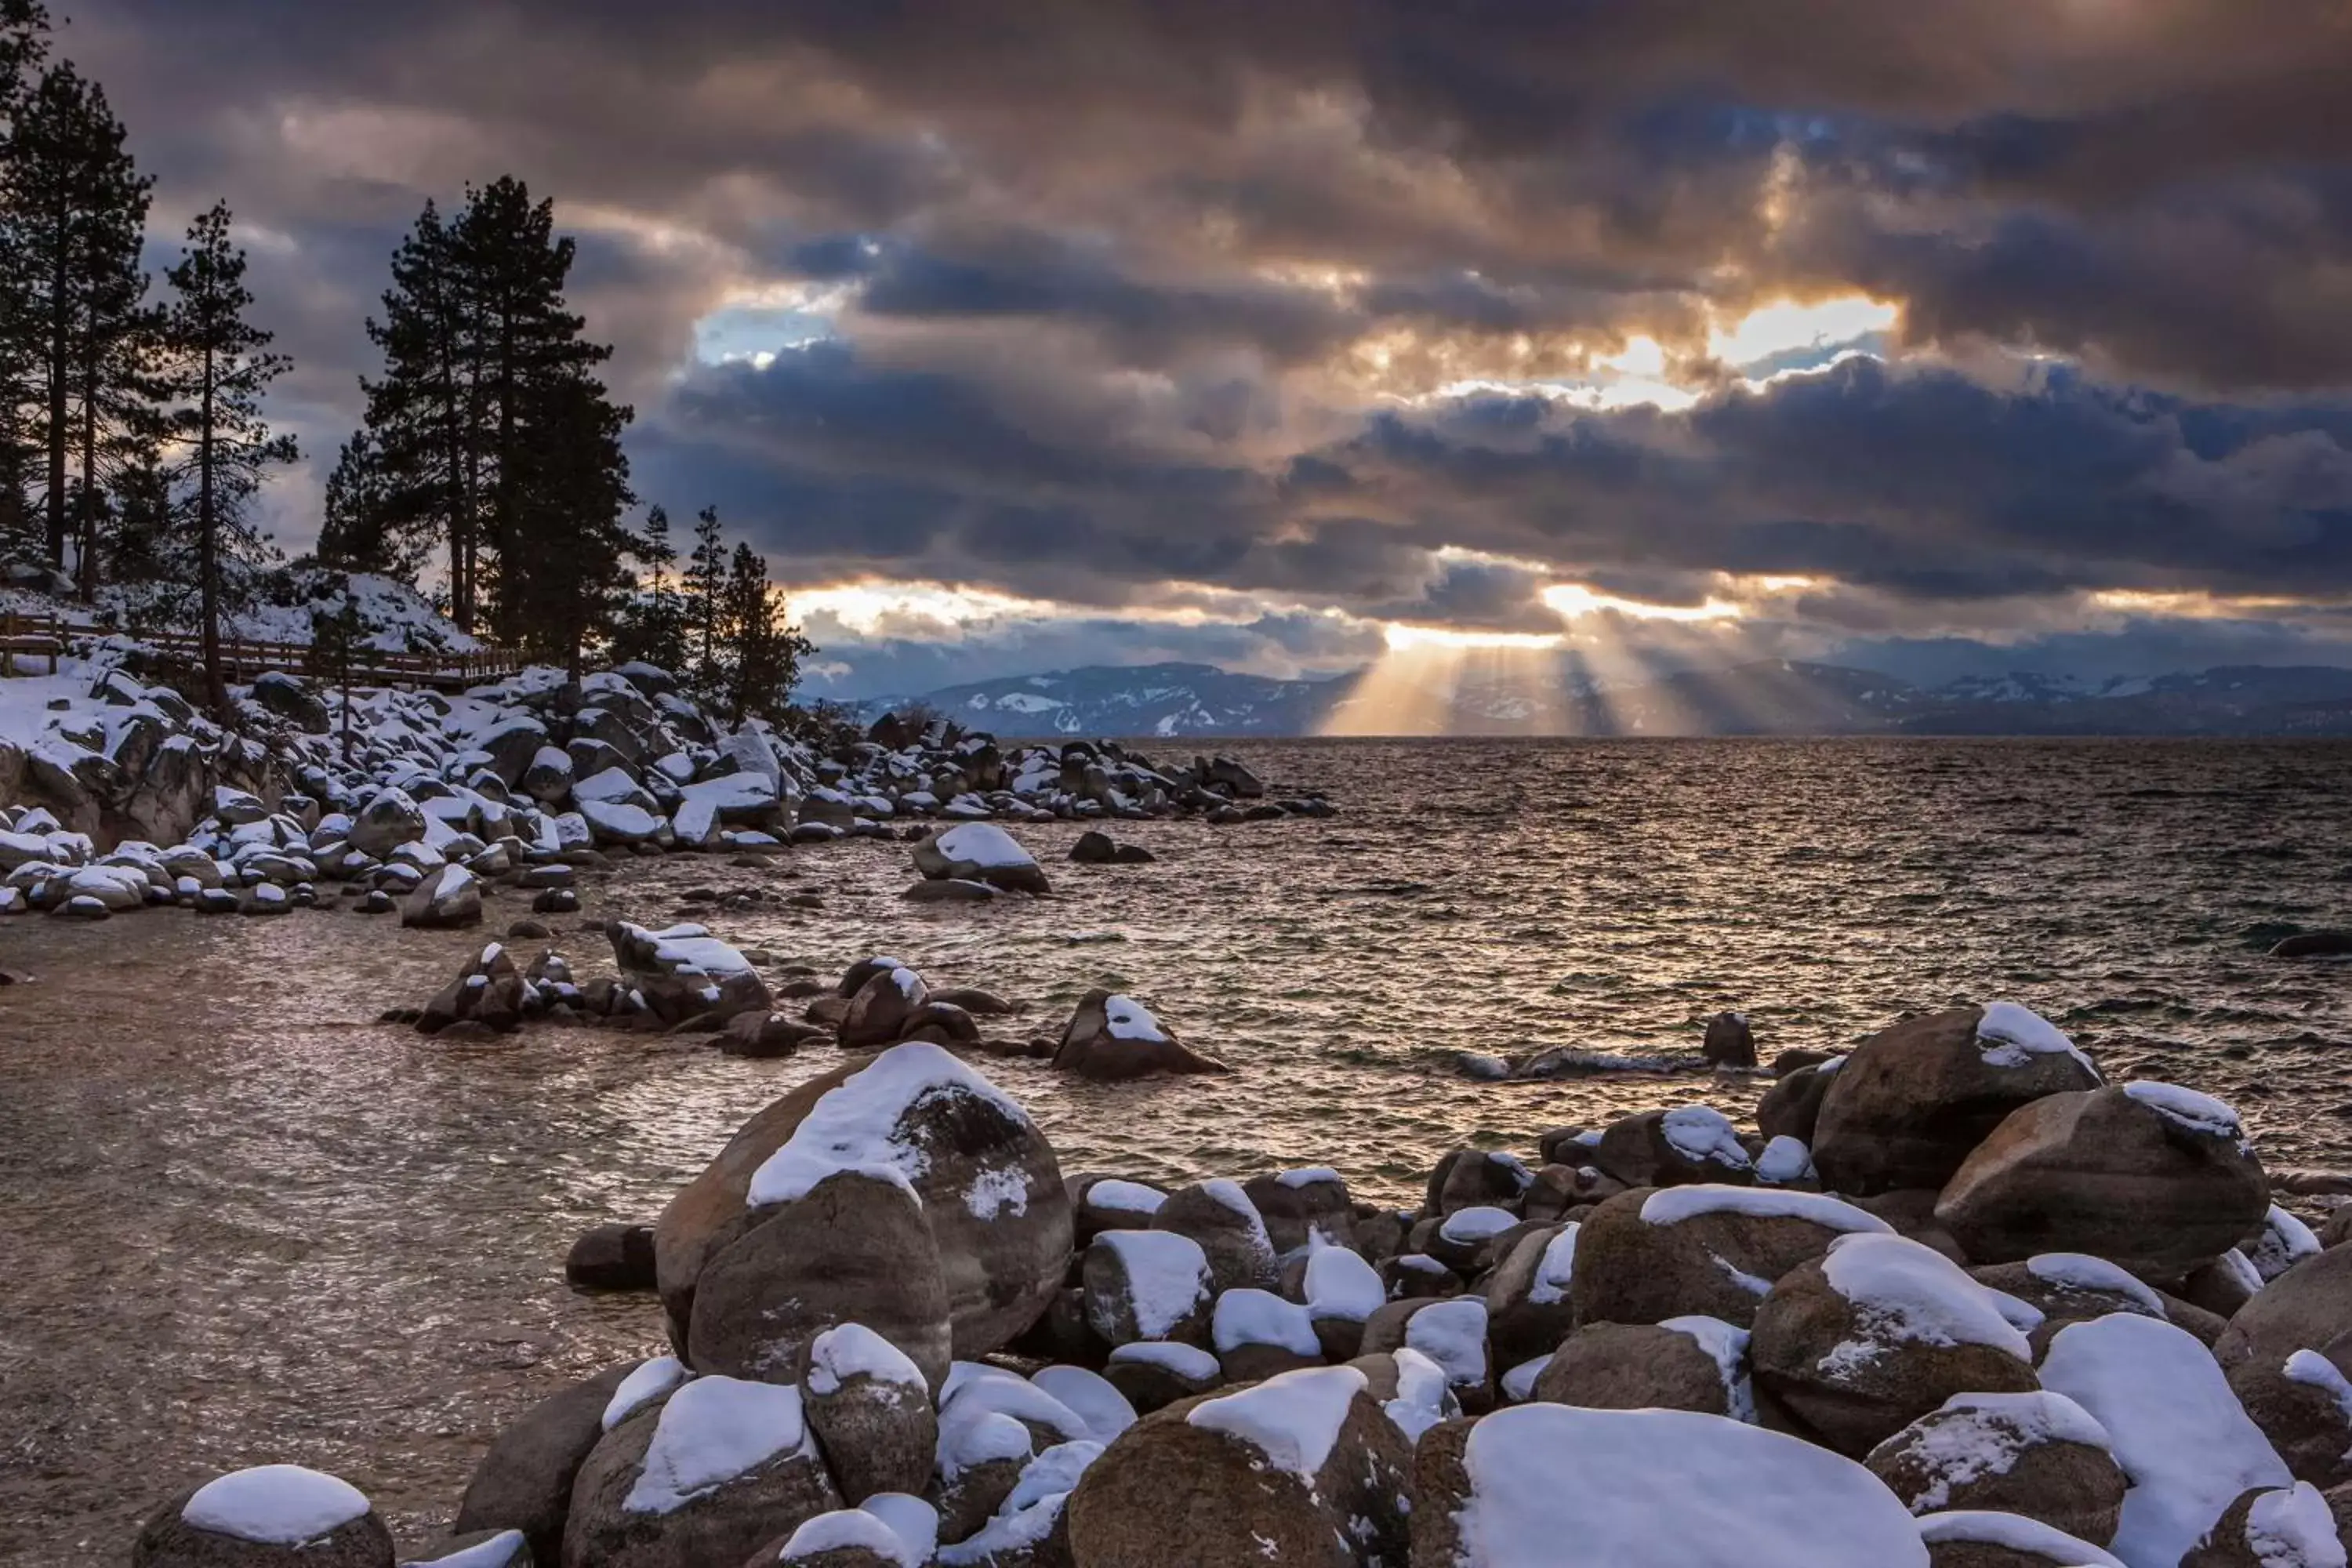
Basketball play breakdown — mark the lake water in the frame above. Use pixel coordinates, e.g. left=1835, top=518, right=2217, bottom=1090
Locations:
left=3, top=737, right=2349, bottom=1559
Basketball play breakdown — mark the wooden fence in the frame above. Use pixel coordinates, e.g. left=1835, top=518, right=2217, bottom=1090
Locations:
left=0, top=608, right=524, bottom=690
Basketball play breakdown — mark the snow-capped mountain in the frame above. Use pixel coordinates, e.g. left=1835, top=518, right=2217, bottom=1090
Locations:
left=857, top=660, right=2352, bottom=738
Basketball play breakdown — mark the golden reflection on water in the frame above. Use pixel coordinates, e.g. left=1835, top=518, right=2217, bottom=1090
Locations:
left=2, top=735, right=2348, bottom=1560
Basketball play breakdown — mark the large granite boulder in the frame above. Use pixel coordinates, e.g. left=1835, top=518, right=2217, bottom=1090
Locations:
left=133, top=1466, right=394, bottom=1568
left=1866, top=1392, right=2128, bottom=1545
left=801, top=1323, right=936, bottom=1504
left=1150, top=1180, right=1279, bottom=1295
left=1065, top=1367, right=1411, bottom=1567
left=350, top=788, right=428, bottom=857
left=1751, top=1232, right=2040, bottom=1457
left=1532, top=1317, right=1753, bottom=1419
left=402, top=863, right=483, bottom=930
left=655, top=1044, right=1071, bottom=1372
left=563, top=1377, right=840, bottom=1568
left=2217, top=1244, right=2352, bottom=1489
left=2180, top=1483, right=2347, bottom=1568
left=453, top=1361, right=643, bottom=1560
left=1936, top=1082, right=2270, bottom=1276
left=1570, top=1185, right=1891, bottom=1329
left=1812, top=1004, right=2101, bottom=1197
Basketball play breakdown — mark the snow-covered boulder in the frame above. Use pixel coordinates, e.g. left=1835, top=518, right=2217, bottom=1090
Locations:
left=606, top=920, right=771, bottom=1025
left=2181, top=1483, right=2347, bottom=1567
left=840, top=963, right=927, bottom=1050
left=132, top=1465, right=394, bottom=1567
left=1813, top=1004, right=2102, bottom=1197
left=564, top=1375, right=841, bottom=1568
left=1572, top=1184, right=1892, bottom=1328
left=2217, top=1244, right=2352, bottom=1488
left=1914, top=1510, right=2123, bottom=1566
left=401, top=863, right=482, bottom=930
left=576, top=796, right=664, bottom=848
left=1865, top=1392, right=2127, bottom=1546
left=911, top=823, right=1050, bottom=896
left=415, top=942, right=530, bottom=1036
left=1597, top=1105, right=1756, bottom=1188
left=2041, top=1313, right=2294, bottom=1568
left=1935, top=1082, right=2270, bottom=1276
left=1081, top=1229, right=1213, bottom=1348
left=1243, top=1167, right=1354, bottom=1259
left=1412, top=1403, right=1930, bottom=1566
left=1051, top=989, right=1228, bottom=1080
left=395, top=1529, right=530, bottom=1567
left=1482, top=1222, right=1579, bottom=1367
left=1965, top=1254, right=2176, bottom=1346
left=1751, top=1232, right=2038, bottom=1457
left=1149, top=1179, right=1278, bottom=1295
left=802, top=1323, right=936, bottom=1504
left=655, top=1044, right=1072, bottom=1370
left=1212, top=1287, right=1325, bottom=1384
left=350, top=787, right=427, bottom=857
left=1066, top=1366, right=1411, bottom=1566
left=453, top=1362, right=644, bottom=1559
left=1102, top=1341, right=1222, bottom=1414
left=519, top=746, right=573, bottom=805
left=1534, top=1316, right=1754, bottom=1420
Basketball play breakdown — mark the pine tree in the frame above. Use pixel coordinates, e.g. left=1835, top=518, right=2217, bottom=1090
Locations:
left=0, top=0, right=49, bottom=561
left=317, top=429, right=421, bottom=577
left=307, top=570, right=383, bottom=763
left=156, top=201, right=297, bottom=717
left=500, top=368, right=634, bottom=677
left=352, top=200, right=475, bottom=612
left=1, top=60, right=152, bottom=587
left=687, top=503, right=725, bottom=691
left=717, top=542, right=814, bottom=724
left=612, top=502, right=689, bottom=673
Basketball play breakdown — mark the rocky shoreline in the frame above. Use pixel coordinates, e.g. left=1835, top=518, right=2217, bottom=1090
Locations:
left=122, top=993, right=2352, bottom=1566
left=0, top=657, right=1332, bottom=927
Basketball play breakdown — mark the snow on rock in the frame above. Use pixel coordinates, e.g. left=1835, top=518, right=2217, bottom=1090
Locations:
left=180, top=1465, right=372, bottom=1545
left=1384, top=1345, right=1460, bottom=1442
left=937, top=1440, right=1103, bottom=1566
left=2039, top=1312, right=2292, bottom=1566
left=2024, top=1254, right=2167, bottom=1316
left=2122, top=1080, right=2245, bottom=1142
left=1405, top=1298, right=1491, bottom=1389
left=1661, top=1106, right=1753, bottom=1173
left=1976, top=1000, right=2098, bottom=1073
left=2242, top=1483, right=2349, bottom=1567
left=1501, top=1355, right=1552, bottom=1403
left=807, top=1323, right=926, bottom=1397
left=1440, top=1405, right=1929, bottom=1566
left=1085, top=1179, right=1166, bottom=1215
left=402, top=1530, right=528, bottom=1567
left=1661, top=1316, right=1757, bottom=1425
left=1106, top=1341, right=1221, bottom=1381
left=1030, top=1367, right=1136, bottom=1443
left=1211, top=1287, right=1319, bottom=1356
left=1093, top=1230, right=1213, bottom=1340
left=779, top=1507, right=924, bottom=1566
left=1526, top=1224, right=1580, bottom=1306
left=1186, top=1366, right=1369, bottom=1479
left=622, top=1375, right=812, bottom=1515
left=1640, top=1186, right=1893, bottom=1232
left=1304, top=1242, right=1386, bottom=1322
left=1439, top=1205, right=1521, bottom=1243
left=2249, top=1203, right=2324, bottom=1284
left=746, top=1042, right=1026, bottom=1208
left=1756, top=1136, right=1816, bottom=1185
left=602, top=1355, right=689, bottom=1430
left=1100, top=995, right=1167, bottom=1043
left=1913, top=1511, right=2124, bottom=1566
left=1819, top=1232, right=2033, bottom=1364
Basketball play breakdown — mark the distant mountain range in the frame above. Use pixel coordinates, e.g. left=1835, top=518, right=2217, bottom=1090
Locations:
left=856, top=660, right=2352, bottom=739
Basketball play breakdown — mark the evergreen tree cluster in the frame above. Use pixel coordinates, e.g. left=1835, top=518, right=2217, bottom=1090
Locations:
left=0, top=3, right=817, bottom=710
left=0, top=2, right=296, bottom=711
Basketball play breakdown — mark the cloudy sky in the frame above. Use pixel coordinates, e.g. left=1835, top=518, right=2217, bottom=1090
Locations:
left=65, top=0, right=2352, bottom=698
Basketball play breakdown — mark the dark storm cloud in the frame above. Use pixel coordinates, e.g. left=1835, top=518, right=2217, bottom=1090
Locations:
left=49, top=0, right=2352, bottom=670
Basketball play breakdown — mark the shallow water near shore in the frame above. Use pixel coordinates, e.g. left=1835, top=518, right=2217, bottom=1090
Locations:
left=4, top=735, right=2351, bottom=1560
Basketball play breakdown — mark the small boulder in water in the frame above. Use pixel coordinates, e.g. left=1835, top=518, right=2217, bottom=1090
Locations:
left=1703, top=1011, right=1757, bottom=1068
left=910, top=823, right=1050, bottom=895
left=566, top=1223, right=657, bottom=1291
left=134, top=1465, right=394, bottom=1568
left=1053, top=989, right=1228, bottom=1080
left=2271, top=931, right=2352, bottom=959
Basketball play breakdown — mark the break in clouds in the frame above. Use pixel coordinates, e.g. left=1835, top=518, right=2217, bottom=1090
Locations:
left=64, top=0, right=2352, bottom=692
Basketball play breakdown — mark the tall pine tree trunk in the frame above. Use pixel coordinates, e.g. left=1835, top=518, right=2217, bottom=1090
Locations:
left=74, top=347, right=96, bottom=599
left=44, top=223, right=68, bottom=568
left=198, top=341, right=224, bottom=718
